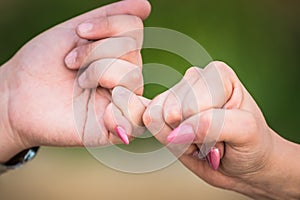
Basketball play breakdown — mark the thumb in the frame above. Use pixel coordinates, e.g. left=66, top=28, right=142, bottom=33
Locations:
left=91, top=0, right=152, bottom=20
left=60, top=0, right=151, bottom=30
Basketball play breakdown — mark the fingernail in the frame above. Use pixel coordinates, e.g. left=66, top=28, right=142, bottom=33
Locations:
left=78, top=23, right=93, bottom=34
left=78, top=72, right=86, bottom=87
left=115, top=126, right=130, bottom=145
left=207, top=147, right=220, bottom=170
left=167, top=124, right=195, bottom=144
left=65, top=51, right=77, bottom=67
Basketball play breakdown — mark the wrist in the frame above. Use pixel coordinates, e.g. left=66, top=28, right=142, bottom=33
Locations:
left=0, top=62, right=27, bottom=163
left=237, top=129, right=300, bottom=199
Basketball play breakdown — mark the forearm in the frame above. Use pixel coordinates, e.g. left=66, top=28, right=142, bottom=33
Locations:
left=0, top=62, right=25, bottom=163
left=240, top=129, right=300, bottom=199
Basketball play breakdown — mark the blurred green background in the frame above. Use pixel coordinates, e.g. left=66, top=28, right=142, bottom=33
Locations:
left=0, top=0, right=299, bottom=200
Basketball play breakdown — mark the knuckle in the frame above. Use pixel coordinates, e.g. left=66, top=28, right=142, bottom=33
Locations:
left=208, top=61, right=236, bottom=77
left=127, top=67, right=143, bottom=86
left=183, top=103, right=198, bottom=119
left=164, top=109, right=182, bottom=125
left=185, top=66, right=204, bottom=81
left=208, top=61, right=229, bottom=70
left=142, top=110, right=152, bottom=127
left=129, top=15, right=144, bottom=29
left=101, top=74, right=115, bottom=88
left=244, top=112, right=259, bottom=134
left=185, top=66, right=200, bottom=76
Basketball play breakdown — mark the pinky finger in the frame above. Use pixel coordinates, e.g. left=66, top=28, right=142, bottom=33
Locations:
left=104, top=103, right=133, bottom=145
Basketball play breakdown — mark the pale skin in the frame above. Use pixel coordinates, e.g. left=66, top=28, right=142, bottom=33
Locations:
left=141, top=62, right=300, bottom=199
left=1, top=0, right=299, bottom=199
left=0, top=0, right=151, bottom=163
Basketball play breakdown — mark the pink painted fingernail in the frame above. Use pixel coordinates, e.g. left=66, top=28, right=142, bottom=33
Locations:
left=167, top=124, right=195, bottom=144
left=78, top=23, right=93, bottom=34
left=207, top=147, right=220, bottom=170
left=65, top=51, right=77, bottom=67
left=115, top=126, right=129, bottom=145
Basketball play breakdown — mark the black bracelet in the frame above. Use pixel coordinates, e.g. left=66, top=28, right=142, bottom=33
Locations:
left=0, top=147, right=40, bottom=174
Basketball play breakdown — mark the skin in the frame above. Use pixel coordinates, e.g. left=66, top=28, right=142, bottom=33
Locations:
left=1, top=0, right=299, bottom=198
left=141, top=61, right=300, bottom=199
left=0, top=0, right=151, bottom=163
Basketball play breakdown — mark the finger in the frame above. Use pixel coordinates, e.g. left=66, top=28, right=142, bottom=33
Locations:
left=104, top=103, right=133, bottom=145
left=205, top=143, right=224, bottom=170
left=182, top=62, right=243, bottom=119
left=143, top=91, right=172, bottom=143
left=78, top=58, right=143, bottom=95
left=65, top=36, right=140, bottom=69
left=178, top=154, right=227, bottom=188
left=80, top=0, right=151, bottom=21
left=61, top=0, right=151, bottom=65
left=196, top=142, right=224, bottom=158
left=82, top=88, right=111, bottom=146
left=139, top=96, right=151, bottom=107
left=162, top=67, right=202, bottom=128
left=112, top=86, right=147, bottom=137
left=62, top=0, right=151, bottom=28
left=143, top=90, right=194, bottom=158
left=194, top=143, right=223, bottom=171
left=76, top=14, right=144, bottom=43
left=167, top=109, right=257, bottom=155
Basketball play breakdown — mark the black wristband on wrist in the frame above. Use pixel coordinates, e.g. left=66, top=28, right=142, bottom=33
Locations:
left=0, top=147, right=40, bottom=174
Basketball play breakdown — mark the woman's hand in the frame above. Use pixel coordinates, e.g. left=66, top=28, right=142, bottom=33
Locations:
left=0, top=0, right=151, bottom=162
left=143, top=61, right=300, bottom=199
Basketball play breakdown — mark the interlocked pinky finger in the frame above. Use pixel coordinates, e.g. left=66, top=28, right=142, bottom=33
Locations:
left=104, top=103, right=133, bottom=145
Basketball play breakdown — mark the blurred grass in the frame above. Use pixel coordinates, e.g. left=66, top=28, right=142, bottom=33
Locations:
left=0, top=0, right=299, bottom=199
left=0, top=0, right=299, bottom=142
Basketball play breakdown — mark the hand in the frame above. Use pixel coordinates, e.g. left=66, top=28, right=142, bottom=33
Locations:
left=0, top=0, right=151, bottom=162
left=143, top=61, right=300, bottom=199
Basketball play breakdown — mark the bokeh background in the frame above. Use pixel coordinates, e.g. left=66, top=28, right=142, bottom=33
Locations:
left=0, top=0, right=299, bottom=199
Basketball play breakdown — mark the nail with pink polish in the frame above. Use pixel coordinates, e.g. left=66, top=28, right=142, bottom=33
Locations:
left=167, top=124, right=195, bottom=144
left=115, top=126, right=129, bottom=145
left=207, top=147, right=220, bottom=170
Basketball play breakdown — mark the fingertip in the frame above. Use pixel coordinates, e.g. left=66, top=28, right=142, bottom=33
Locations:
left=138, top=0, right=152, bottom=19
left=112, top=86, right=129, bottom=100
left=77, top=22, right=94, bottom=37
left=207, top=147, right=221, bottom=170
left=115, top=126, right=130, bottom=145
left=121, top=0, right=152, bottom=20
left=78, top=72, right=88, bottom=88
left=65, top=50, right=78, bottom=69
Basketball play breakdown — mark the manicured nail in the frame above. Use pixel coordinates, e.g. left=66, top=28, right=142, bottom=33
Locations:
left=207, top=147, right=220, bottom=170
left=167, top=124, right=195, bottom=144
left=65, top=51, right=77, bottom=67
left=78, top=23, right=93, bottom=34
left=115, top=126, right=130, bottom=145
